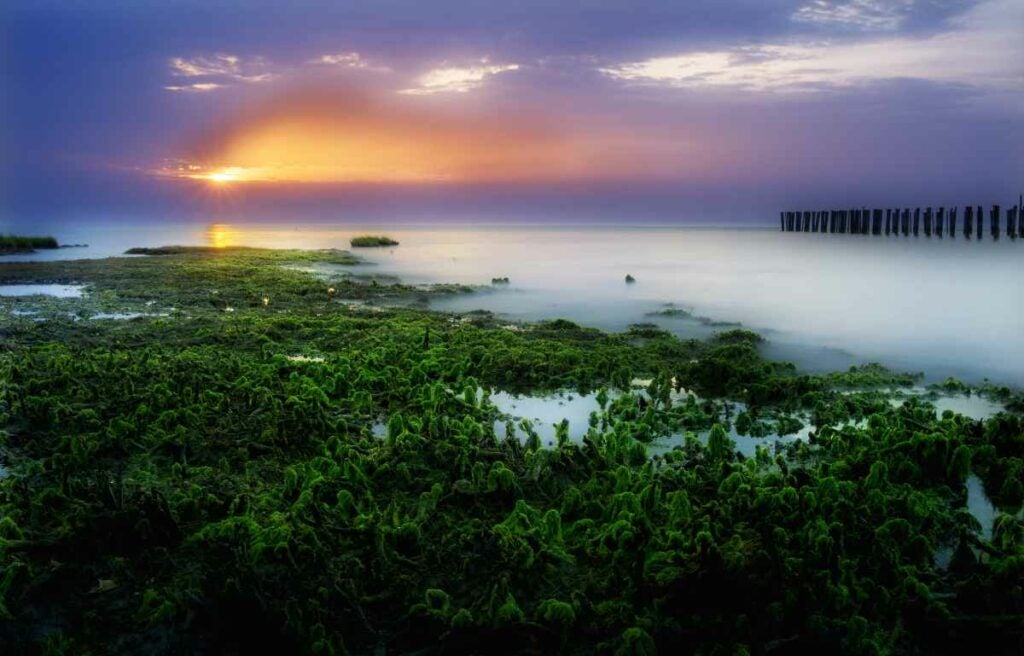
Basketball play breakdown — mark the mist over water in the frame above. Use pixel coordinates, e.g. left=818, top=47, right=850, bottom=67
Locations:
left=5, top=220, right=1022, bottom=385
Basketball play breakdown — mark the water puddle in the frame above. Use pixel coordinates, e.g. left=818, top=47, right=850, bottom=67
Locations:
left=89, top=312, right=169, bottom=320
left=885, top=387, right=1004, bottom=420
left=966, top=474, right=996, bottom=541
left=490, top=390, right=604, bottom=446
left=286, top=354, right=326, bottom=363
left=0, top=284, right=84, bottom=298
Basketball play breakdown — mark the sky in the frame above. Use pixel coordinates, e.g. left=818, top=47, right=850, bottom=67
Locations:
left=1, top=0, right=1022, bottom=225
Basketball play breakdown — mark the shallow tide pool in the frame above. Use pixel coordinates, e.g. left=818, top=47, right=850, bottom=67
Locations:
left=0, top=284, right=84, bottom=298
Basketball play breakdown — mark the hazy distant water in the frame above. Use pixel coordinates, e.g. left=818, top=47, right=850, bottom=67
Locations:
left=3, top=221, right=1022, bottom=385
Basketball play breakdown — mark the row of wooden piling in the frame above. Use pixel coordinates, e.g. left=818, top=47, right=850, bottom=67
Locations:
left=780, top=196, right=1023, bottom=239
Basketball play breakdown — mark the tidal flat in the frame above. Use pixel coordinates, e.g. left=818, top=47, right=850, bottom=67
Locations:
left=0, top=247, right=1022, bottom=655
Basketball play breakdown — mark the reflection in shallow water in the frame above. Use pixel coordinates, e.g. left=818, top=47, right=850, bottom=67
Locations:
left=0, top=284, right=84, bottom=298
left=490, top=390, right=604, bottom=446
left=205, top=223, right=243, bottom=249
left=966, top=474, right=997, bottom=542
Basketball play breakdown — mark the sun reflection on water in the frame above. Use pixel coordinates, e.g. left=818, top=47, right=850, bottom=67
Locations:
left=204, top=223, right=242, bottom=249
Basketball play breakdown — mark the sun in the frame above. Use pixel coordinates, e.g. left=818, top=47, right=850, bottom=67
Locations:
left=199, top=167, right=245, bottom=184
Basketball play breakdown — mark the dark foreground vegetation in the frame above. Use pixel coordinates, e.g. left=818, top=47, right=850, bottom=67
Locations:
left=350, top=236, right=399, bottom=248
left=0, top=236, right=58, bottom=255
left=0, top=248, right=1021, bottom=655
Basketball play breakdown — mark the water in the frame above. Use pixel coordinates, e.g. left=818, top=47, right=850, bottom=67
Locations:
left=3, top=221, right=1023, bottom=384
left=929, top=394, right=1004, bottom=420
left=966, top=474, right=997, bottom=541
left=0, top=284, right=84, bottom=298
left=490, top=390, right=603, bottom=446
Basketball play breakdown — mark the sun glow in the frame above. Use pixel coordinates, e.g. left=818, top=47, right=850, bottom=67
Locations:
left=154, top=90, right=599, bottom=185
left=190, top=166, right=247, bottom=184
left=155, top=90, right=714, bottom=187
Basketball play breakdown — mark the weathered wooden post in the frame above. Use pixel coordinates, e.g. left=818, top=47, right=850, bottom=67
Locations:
left=885, top=209, right=891, bottom=235
left=804, top=211, right=811, bottom=232
left=976, top=206, right=983, bottom=239
left=936, top=207, right=944, bottom=237
left=1008, top=205, right=1018, bottom=239
left=913, top=208, right=920, bottom=236
left=873, top=209, right=882, bottom=235
left=924, top=207, right=933, bottom=237
left=902, top=209, right=910, bottom=235
left=964, top=206, right=973, bottom=238
left=949, top=206, right=957, bottom=237
left=991, top=205, right=1001, bottom=240
left=780, top=211, right=785, bottom=231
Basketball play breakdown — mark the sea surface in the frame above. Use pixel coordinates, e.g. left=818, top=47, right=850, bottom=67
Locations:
left=2, top=220, right=1023, bottom=386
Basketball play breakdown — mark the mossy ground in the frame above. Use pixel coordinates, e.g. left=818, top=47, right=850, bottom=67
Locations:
left=0, top=248, right=1021, bottom=654
left=0, top=236, right=58, bottom=255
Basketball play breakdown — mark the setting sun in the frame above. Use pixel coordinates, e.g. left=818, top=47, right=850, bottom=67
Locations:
left=191, top=166, right=246, bottom=184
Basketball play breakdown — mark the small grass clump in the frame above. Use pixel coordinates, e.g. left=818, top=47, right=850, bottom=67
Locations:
left=0, top=234, right=58, bottom=254
left=350, top=235, right=399, bottom=247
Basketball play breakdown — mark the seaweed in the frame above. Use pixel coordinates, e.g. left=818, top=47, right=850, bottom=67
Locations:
left=350, top=235, right=400, bottom=247
left=0, top=235, right=59, bottom=255
left=0, top=247, right=1021, bottom=655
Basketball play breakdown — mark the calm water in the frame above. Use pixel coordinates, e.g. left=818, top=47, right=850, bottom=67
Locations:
left=2, top=220, right=1022, bottom=385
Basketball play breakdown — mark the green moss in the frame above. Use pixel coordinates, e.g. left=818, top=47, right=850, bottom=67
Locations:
left=350, top=235, right=399, bottom=247
left=0, top=246, right=1021, bottom=655
left=0, top=234, right=58, bottom=254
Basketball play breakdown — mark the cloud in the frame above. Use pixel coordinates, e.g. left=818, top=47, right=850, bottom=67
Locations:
left=600, top=0, right=1022, bottom=94
left=165, top=54, right=275, bottom=91
left=792, top=0, right=914, bottom=31
left=169, top=55, right=241, bottom=77
left=308, top=52, right=363, bottom=67
left=164, top=83, right=224, bottom=92
left=399, top=60, right=519, bottom=95
left=307, top=52, right=391, bottom=74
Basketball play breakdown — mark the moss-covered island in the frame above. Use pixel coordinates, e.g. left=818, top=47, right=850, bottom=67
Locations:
left=0, top=247, right=1021, bottom=655
left=350, top=235, right=400, bottom=247
left=0, top=235, right=59, bottom=255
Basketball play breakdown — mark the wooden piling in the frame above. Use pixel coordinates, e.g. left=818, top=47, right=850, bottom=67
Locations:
left=779, top=198, right=1015, bottom=241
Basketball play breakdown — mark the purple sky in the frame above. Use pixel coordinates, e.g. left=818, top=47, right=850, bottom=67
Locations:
left=1, top=0, right=1021, bottom=225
